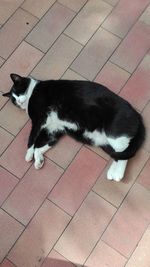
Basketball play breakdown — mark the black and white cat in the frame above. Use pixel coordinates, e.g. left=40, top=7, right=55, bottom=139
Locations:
left=3, top=74, right=145, bottom=181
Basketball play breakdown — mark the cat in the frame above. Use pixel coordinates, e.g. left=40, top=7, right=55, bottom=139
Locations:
left=3, top=73, right=145, bottom=182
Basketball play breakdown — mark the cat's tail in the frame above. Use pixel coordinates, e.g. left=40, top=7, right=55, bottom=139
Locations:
left=107, top=115, right=146, bottom=160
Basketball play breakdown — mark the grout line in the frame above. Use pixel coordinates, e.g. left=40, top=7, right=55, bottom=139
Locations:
left=0, top=207, right=25, bottom=227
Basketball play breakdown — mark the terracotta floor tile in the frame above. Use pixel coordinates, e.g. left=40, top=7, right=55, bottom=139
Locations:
left=137, top=158, right=150, bottom=190
left=49, top=147, right=106, bottom=215
left=55, top=191, right=116, bottom=265
left=3, top=160, right=63, bottom=225
left=0, top=101, right=28, bottom=135
left=86, top=145, right=110, bottom=161
left=0, top=122, right=32, bottom=179
left=125, top=225, right=150, bottom=267
left=142, top=101, right=150, bottom=152
left=0, top=8, right=38, bottom=59
left=71, top=27, right=120, bottom=80
left=0, top=56, right=4, bottom=67
left=8, top=200, right=70, bottom=267
left=111, top=21, right=150, bottom=73
left=140, top=4, right=150, bottom=25
left=62, top=69, right=86, bottom=80
left=0, top=0, right=24, bottom=25
left=32, top=34, right=82, bottom=80
left=95, top=61, right=130, bottom=94
left=42, top=250, right=76, bottom=267
left=102, top=0, right=150, bottom=38
left=93, top=148, right=149, bottom=207
left=104, top=0, right=120, bottom=6
left=1, top=259, right=16, bottom=267
left=0, top=94, right=8, bottom=110
left=0, top=127, right=14, bottom=155
left=0, top=41, right=43, bottom=94
left=65, top=0, right=112, bottom=45
left=26, top=2, right=75, bottom=52
left=0, top=209, right=24, bottom=262
left=0, top=166, right=18, bottom=206
left=85, top=240, right=127, bottom=267
left=102, top=183, right=150, bottom=257
left=58, top=0, right=87, bottom=12
left=119, top=53, right=150, bottom=111
left=46, top=135, right=82, bottom=169
left=22, top=0, right=55, bottom=18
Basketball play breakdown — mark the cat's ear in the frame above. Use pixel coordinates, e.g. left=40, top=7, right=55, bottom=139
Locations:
left=2, top=92, right=11, bottom=98
left=10, top=73, right=22, bottom=84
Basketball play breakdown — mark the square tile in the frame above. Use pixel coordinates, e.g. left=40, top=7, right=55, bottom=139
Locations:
left=49, top=147, right=106, bottom=215
left=8, top=200, right=70, bottom=267
left=102, top=183, right=150, bottom=257
left=55, top=191, right=116, bottom=265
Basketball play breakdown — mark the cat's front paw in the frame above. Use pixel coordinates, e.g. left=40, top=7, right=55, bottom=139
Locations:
left=25, top=146, right=34, bottom=162
left=107, top=161, right=124, bottom=182
left=34, top=155, right=44, bottom=170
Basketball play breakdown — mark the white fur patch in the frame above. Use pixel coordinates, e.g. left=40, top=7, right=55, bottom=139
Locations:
left=12, top=78, right=37, bottom=112
left=107, top=160, right=128, bottom=182
left=107, top=136, right=131, bottom=152
left=83, top=130, right=108, bottom=146
left=34, top=144, right=50, bottom=169
left=25, top=145, right=34, bottom=162
left=42, top=111, right=78, bottom=133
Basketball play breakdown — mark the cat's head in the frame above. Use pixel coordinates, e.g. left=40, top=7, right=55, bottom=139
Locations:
left=3, top=73, right=30, bottom=109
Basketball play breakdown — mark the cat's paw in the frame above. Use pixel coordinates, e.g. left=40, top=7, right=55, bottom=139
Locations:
left=34, top=155, right=44, bottom=170
left=107, top=161, right=124, bottom=182
left=25, top=147, right=34, bottom=162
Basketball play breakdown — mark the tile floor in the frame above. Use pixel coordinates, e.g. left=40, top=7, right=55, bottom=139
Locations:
left=0, top=0, right=150, bottom=266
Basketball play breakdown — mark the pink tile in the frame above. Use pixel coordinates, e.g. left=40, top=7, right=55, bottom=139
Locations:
left=65, top=0, right=112, bottom=45
left=142, top=101, right=150, bottom=152
left=22, top=0, right=55, bottom=18
left=0, top=127, right=14, bottom=155
left=0, top=0, right=24, bottom=24
left=0, top=56, right=4, bottom=67
left=8, top=200, right=70, bottom=267
left=0, top=209, right=24, bottom=262
left=102, top=183, right=150, bottom=257
left=0, top=101, right=28, bottom=136
left=86, top=145, right=110, bottom=161
left=42, top=250, right=76, bottom=267
left=3, top=160, right=63, bottom=225
left=58, top=0, right=87, bottom=12
left=137, top=158, right=150, bottom=190
left=0, top=167, right=18, bottom=206
left=55, top=191, right=116, bottom=265
left=125, top=225, right=150, bottom=267
left=0, top=93, right=8, bottom=109
left=95, top=61, right=130, bottom=94
left=0, top=41, right=43, bottom=94
left=32, top=34, right=82, bottom=80
left=26, top=2, right=75, bottom=52
left=119, top=53, right=150, bottom=111
left=0, top=122, right=32, bottom=179
left=0, top=259, right=16, bottom=267
left=62, top=69, right=86, bottom=80
left=102, top=0, right=150, bottom=38
left=85, top=240, right=127, bottom=267
left=49, top=147, right=106, bottom=215
left=71, top=27, right=120, bottom=80
left=46, top=135, right=82, bottom=169
left=111, top=22, right=150, bottom=73
left=0, top=8, right=38, bottom=59
left=140, top=4, right=150, bottom=25
left=93, top=148, right=149, bottom=207
left=104, top=0, right=119, bottom=6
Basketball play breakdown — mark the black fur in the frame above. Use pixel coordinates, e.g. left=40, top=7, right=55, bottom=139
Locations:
left=3, top=74, right=145, bottom=161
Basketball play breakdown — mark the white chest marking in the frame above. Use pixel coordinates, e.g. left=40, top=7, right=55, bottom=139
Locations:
left=42, top=111, right=78, bottom=133
left=83, top=130, right=108, bottom=146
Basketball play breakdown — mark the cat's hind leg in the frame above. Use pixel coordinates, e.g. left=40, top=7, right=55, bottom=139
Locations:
left=107, top=159, right=128, bottom=182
